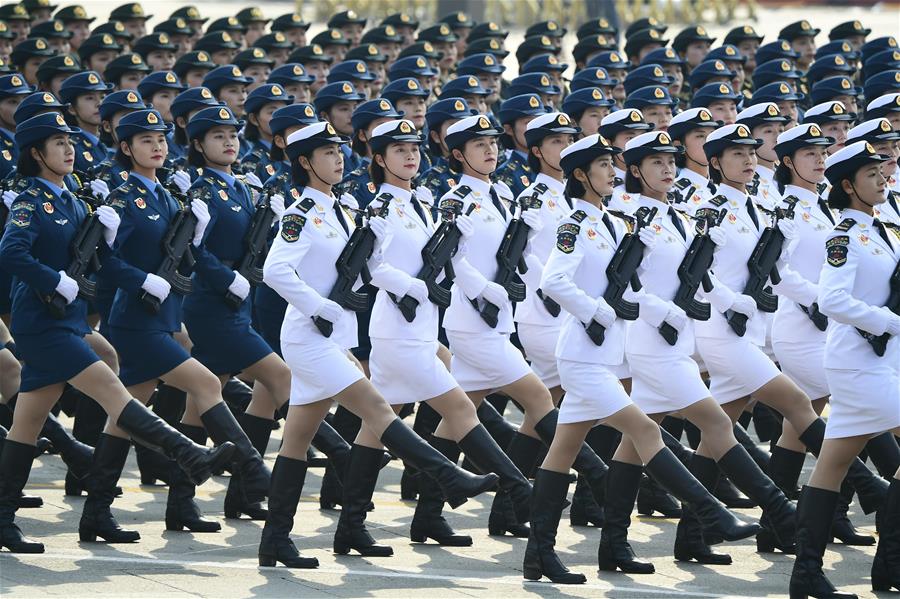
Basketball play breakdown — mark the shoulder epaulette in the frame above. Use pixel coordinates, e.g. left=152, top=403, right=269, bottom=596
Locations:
left=834, top=218, right=856, bottom=232
left=709, top=195, right=728, bottom=207
left=25, top=187, right=39, bottom=196
left=608, top=209, right=636, bottom=232
left=533, top=182, right=548, bottom=195
left=297, top=197, right=316, bottom=213
left=452, top=185, right=472, bottom=199
left=674, top=177, right=692, bottom=191
left=373, top=191, right=393, bottom=204
left=782, top=195, right=800, bottom=209
left=571, top=209, right=587, bottom=223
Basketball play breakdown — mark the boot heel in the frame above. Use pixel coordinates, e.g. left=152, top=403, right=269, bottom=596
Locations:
left=333, top=541, right=350, bottom=555
left=165, top=517, right=184, bottom=531
left=756, top=530, right=775, bottom=552
left=446, top=495, right=467, bottom=509
left=871, top=574, right=895, bottom=592
left=258, top=554, right=276, bottom=567
left=522, top=565, right=542, bottom=581
left=410, top=532, right=427, bottom=543
left=78, top=530, right=97, bottom=542
left=596, top=554, right=617, bottom=572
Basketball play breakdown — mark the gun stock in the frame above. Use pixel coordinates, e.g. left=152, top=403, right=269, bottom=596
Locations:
left=141, top=199, right=198, bottom=314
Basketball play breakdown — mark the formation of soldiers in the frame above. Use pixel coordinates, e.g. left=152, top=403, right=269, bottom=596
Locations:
left=0, top=3, right=898, bottom=598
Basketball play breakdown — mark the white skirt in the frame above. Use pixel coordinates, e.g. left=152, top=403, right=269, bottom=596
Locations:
left=369, top=338, right=458, bottom=405
left=517, top=322, right=562, bottom=388
left=447, top=330, right=533, bottom=393
left=696, top=336, right=781, bottom=404
left=772, top=339, right=830, bottom=400
left=558, top=358, right=633, bottom=424
left=824, top=365, right=900, bottom=439
left=282, top=337, right=365, bottom=405
left=627, top=351, right=711, bottom=415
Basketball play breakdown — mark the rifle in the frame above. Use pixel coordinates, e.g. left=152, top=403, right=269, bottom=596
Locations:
left=390, top=202, right=476, bottom=323
left=857, top=258, right=900, bottom=356
left=584, top=207, right=657, bottom=345
left=0, top=174, right=30, bottom=238
left=40, top=208, right=106, bottom=318
left=140, top=193, right=198, bottom=314
left=659, top=208, right=727, bottom=345
left=313, top=199, right=393, bottom=337
left=725, top=200, right=797, bottom=337
left=476, top=193, right=542, bottom=328
left=224, top=181, right=278, bottom=310
left=536, top=288, right=561, bottom=317
left=800, top=302, right=828, bottom=331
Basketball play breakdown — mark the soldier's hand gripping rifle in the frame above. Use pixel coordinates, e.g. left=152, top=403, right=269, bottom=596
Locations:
left=140, top=192, right=198, bottom=314
left=658, top=208, right=727, bottom=345
left=313, top=199, right=393, bottom=337
left=224, top=178, right=278, bottom=310
left=585, top=207, right=658, bottom=345
left=41, top=206, right=107, bottom=318
left=725, top=200, right=797, bottom=337
left=390, top=200, right=476, bottom=323
left=857, top=257, right=900, bottom=356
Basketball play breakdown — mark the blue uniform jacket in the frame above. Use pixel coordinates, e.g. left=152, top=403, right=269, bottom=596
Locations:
left=494, top=150, right=534, bottom=200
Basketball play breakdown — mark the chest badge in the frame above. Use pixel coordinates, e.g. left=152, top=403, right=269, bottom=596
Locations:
left=859, top=234, right=869, bottom=245
left=231, top=205, right=242, bottom=212
left=313, top=216, right=323, bottom=227
left=587, top=228, right=597, bottom=239
left=548, top=199, right=556, bottom=209
left=652, top=223, right=662, bottom=234
left=727, top=213, right=737, bottom=224
left=135, top=198, right=146, bottom=209
left=82, top=151, right=93, bottom=163
left=42, top=202, right=53, bottom=214
left=802, top=212, right=811, bottom=222
left=219, top=189, right=229, bottom=201
left=54, top=218, right=68, bottom=226
left=1, top=150, right=10, bottom=161
left=148, top=214, right=160, bottom=221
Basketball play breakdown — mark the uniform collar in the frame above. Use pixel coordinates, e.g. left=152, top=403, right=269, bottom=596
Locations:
left=511, top=149, right=528, bottom=161
left=534, top=172, right=564, bottom=194
left=574, top=198, right=605, bottom=220
left=614, top=166, right=625, bottom=180
left=783, top=184, right=817, bottom=204
left=755, top=164, right=775, bottom=184
left=206, top=166, right=236, bottom=188
left=35, top=177, right=66, bottom=201
left=81, top=130, right=99, bottom=145
left=718, top=182, right=747, bottom=205
left=637, top=194, right=670, bottom=212
left=679, top=167, right=708, bottom=188
left=131, top=171, right=160, bottom=197
left=258, top=139, right=271, bottom=150
left=304, top=185, right=336, bottom=211
left=459, top=173, right=492, bottom=198
left=378, top=182, right=411, bottom=202
left=841, top=208, right=875, bottom=227
left=0, top=127, right=13, bottom=140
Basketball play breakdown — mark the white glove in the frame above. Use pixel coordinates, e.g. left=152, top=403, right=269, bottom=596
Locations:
left=227, top=271, right=251, bottom=301
left=591, top=297, right=617, bottom=327
left=369, top=215, right=388, bottom=247
left=479, top=281, right=509, bottom=306
left=89, top=179, right=109, bottom=201
left=171, top=170, right=191, bottom=194
left=55, top=270, right=78, bottom=304
left=638, top=225, right=658, bottom=254
left=521, top=209, right=543, bottom=235
left=96, top=205, right=120, bottom=247
left=729, top=294, right=758, bottom=319
left=244, top=172, right=263, bottom=189
left=2, top=189, right=16, bottom=210
left=663, top=303, right=688, bottom=332
left=455, top=214, right=475, bottom=239
left=141, top=273, right=171, bottom=302
left=708, top=226, right=727, bottom=247
left=312, top=297, right=343, bottom=323
left=269, top=193, right=285, bottom=218
left=777, top=218, right=798, bottom=241
left=886, top=315, right=900, bottom=336
left=190, top=199, right=210, bottom=246
left=405, top=278, right=430, bottom=304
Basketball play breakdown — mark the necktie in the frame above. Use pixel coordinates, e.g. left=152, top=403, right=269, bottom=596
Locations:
left=875, top=218, right=894, bottom=250
left=707, top=181, right=717, bottom=194
left=668, top=206, right=686, bottom=239
left=888, top=192, right=899, bottom=216
left=745, top=198, right=760, bottom=230
left=601, top=212, right=617, bottom=242
left=818, top=198, right=836, bottom=225
left=409, top=192, right=428, bottom=224
left=489, top=186, right=508, bottom=219
left=333, top=201, right=349, bottom=235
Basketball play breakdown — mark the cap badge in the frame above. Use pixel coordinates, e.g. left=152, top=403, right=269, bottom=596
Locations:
left=126, top=91, right=138, bottom=102
left=454, top=100, right=464, bottom=111
left=654, top=87, right=665, bottom=98
left=529, top=96, right=540, bottom=108
left=147, top=112, right=158, bottom=124
left=478, top=116, right=490, bottom=129
left=218, top=108, right=229, bottom=119
left=399, top=121, right=412, bottom=133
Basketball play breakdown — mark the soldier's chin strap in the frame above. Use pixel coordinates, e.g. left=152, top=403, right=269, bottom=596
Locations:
left=714, top=156, right=749, bottom=193
left=686, top=145, right=708, bottom=167
left=637, top=165, right=669, bottom=198
left=35, top=148, right=69, bottom=180
left=786, top=156, right=821, bottom=189
left=848, top=175, right=885, bottom=210
left=462, top=154, right=493, bottom=178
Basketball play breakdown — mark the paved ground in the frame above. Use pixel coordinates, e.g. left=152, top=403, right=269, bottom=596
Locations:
left=0, top=411, right=884, bottom=598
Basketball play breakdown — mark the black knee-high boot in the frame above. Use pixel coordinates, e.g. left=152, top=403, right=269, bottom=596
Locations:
left=224, top=413, right=272, bottom=520
left=135, top=384, right=186, bottom=486
left=201, top=403, right=270, bottom=505
left=752, top=403, right=782, bottom=443
left=597, top=461, right=655, bottom=574
left=799, top=419, right=888, bottom=514
left=487, top=432, right=540, bottom=537
left=871, top=478, right=900, bottom=592
left=485, top=392, right=510, bottom=417
left=323, top=405, right=363, bottom=507
left=333, top=445, right=393, bottom=556
left=458, top=424, right=533, bottom=522
left=830, top=482, right=874, bottom=546
left=258, top=455, right=318, bottom=569
left=461, top=400, right=516, bottom=473
left=78, top=434, right=140, bottom=543
left=768, top=445, right=807, bottom=500
left=67, top=391, right=107, bottom=495
left=684, top=420, right=702, bottom=449
left=570, top=425, right=620, bottom=528
left=39, top=412, right=93, bottom=498
left=410, top=435, right=472, bottom=546
left=788, top=486, right=857, bottom=599
left=309, top=419, right=352, bottom=510
left=165, top=424, right=220, bottom=533
left=637, top=418, right=685, bottom=518
left=523, top=469, right=586, bottom=584
left=0, top=431, right=41, bottom=508
left=400, top=402, right=442, bottom=501
left=734, top=424, right=770, bottom=470
left=0, top=439, right=44, bottom=553
left=864, top=432, right=900, bottom=479
left=674, top=455, right=732, bottom=565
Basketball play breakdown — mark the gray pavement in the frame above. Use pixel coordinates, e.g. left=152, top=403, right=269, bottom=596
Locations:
left=0, top=413, right=883, bottom=598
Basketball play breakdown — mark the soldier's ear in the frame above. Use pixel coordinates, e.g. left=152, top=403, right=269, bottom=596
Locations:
left=373, top=153, right=385, bottom=168
left=450, top=147, right=464, bottom=162
left=120, top=140, right=132, bottom=157
left=709, top=155, right=720, bottom=173
left=298, top=155, right=311, bottom=171
left=273, top=134, right=286, bottom=150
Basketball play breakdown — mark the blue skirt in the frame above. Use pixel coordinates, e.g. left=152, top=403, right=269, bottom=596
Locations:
left=16, top=330, right=100, bottom=391
left=252, top=283, right=287, bottom=358
left=185, top=312, right=272, bottom=376
left=108, top=327, right=191, bottom=387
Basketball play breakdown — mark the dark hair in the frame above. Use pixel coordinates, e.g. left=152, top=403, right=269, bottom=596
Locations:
left=827, top=178, right=852, bottom=210
left=624, top=168, right=643, bottom=193
left=243, top=119, right=260, bottom=142
left=774, top=161, right=792, bottom=195
left=674, top=140, right=687, bottom=169
left=527, top=146, right=542, bottom=173
left=174, top=121, right=188, bottom=146
left=708, top=154, right=724, bottom=184
left=114, top=144, right=132, bottom=169
left=269, top=143, right=285, bottom=163
left=187, top=143, right=205, bottom=167
left=448, top=152, right=463, bottom=173
left=427, top=129, right=444, bottom=157
left=99, top=121, right=115, bottom=148
left=351, top=128, right=367, bottom=156
left=369, top=153, right=386, bottom=186
left=290, top=152, right=312, bottom=187
left=564, top=173, right=586, bottom=199
left=16, top=143, right=45, bottom=177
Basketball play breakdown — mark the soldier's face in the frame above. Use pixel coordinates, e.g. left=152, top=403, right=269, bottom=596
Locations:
left=305, top=143, right=344, bottom=185
left=753, top=123, right=784, bottom=163
left=379, top=140, right=420, bottom=181
left=641, top=104, right=673, bottom=131
left=197, top=125, right=238, bottom=167
left=821, top=121, right=851, bottom=154
left=36, top=133, right=75, bottom=174
left=714, top=146, right=758, bottom=185
left=849, top=163, right=887, bottom=205
left=708, top=100, right=738, bottom=125
left=683, top=128, right=712, bottom=166
left=0, top=96, right=21, bottom=129
left=576, top=106, right=609, bottom=136
left=873, top=141, right=899, bottom=178
left=786, top=146, right=827, bottom=185
left=534, top=133, right=573, bottom=173
left=586, top=155, right=616, bottom=196
left=634, top=153, right=677, bottom=192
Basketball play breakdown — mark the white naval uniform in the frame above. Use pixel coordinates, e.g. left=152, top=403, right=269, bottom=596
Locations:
left=262, top=186, right=364, bottom=405
left=876, top=189, right=900, bottom=227
left=366, top=184, right=458, bottom=405
left=751, top=164, right=783, bottom=213
left=442, top=174, right=533, bottom=392
left=624, top=196, right=720, bottom=414
left=669, top=168, right=713, bottom=217
left=818, top=209, right=900, bottom=438
left=770, top=185, right=835, bottom=399
left=540, top=199, right=633, bottom=424
left=694, top=184, right=785, bottom=403
left=513, top=173, right=572, bottom=388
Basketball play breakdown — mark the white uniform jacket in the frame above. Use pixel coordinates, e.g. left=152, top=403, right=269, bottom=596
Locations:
left=262, top=186, right=359, bottom=349
left=669, top=168, right=713, bottom=217
left=818, top=208, right=900, bottom=370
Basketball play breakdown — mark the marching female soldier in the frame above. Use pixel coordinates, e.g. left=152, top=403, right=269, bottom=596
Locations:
left=336, top=119, right=531, bottom=554
left=847, top=118, right=900, bottom=227
left=59, top=71, right=113, bottom=172
left=238, top=83, right=293, bottom=177
left=736, top=102, right=788, bottom=212
left=694, top=122, right=887, bottom=553
left=789, top=140, right=900, bottom=598
left=259, top=120, right=499, bottom=569
left=667, top=107, right=718, bottom=215
left=524, top=132, right=758, bottom=584
left=84, top=109, right=270, bottom=543
left=0, top=112, right=233, bottom=553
